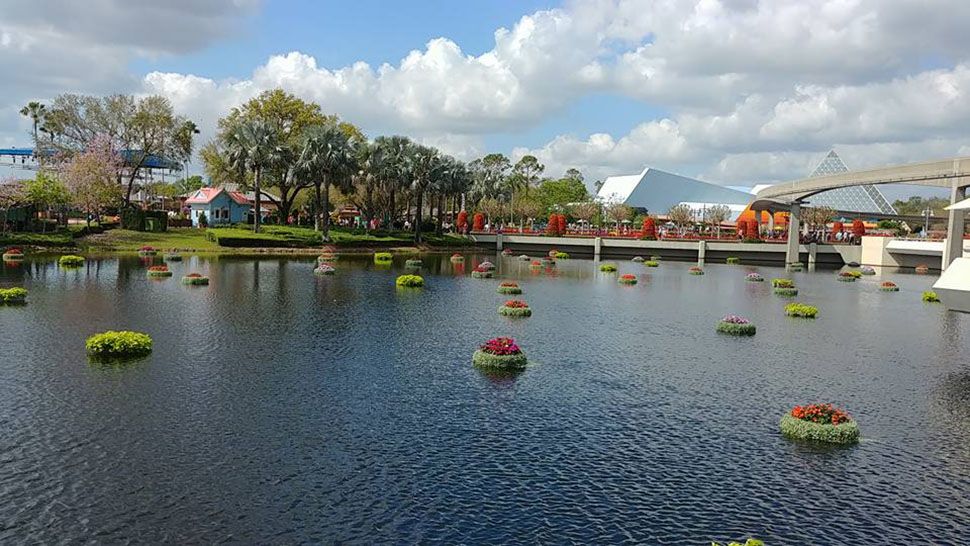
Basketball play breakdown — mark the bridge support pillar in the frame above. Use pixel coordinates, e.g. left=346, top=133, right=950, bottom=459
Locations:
left=496, top=232, right=503, bottom=251
left=594, top=236, right=602, bottom=259
left=808, top=242, right=817, bottom=271
left=786, top=203, right=801, bottom=268
left=944, top=183, right=967, bottom=268
left=697, top=240, right=706, bottom=265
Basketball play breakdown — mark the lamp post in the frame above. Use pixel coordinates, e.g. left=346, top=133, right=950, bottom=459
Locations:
left=922, top=208, right=932, bottom=237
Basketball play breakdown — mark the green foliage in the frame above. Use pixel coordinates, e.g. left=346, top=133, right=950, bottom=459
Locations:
left=771, top=278, right=795, bottom=288
left=24, top=172, right=70, bottom=210
left=711, top=539, right=764, bottom=546
left=599, top=263, right=618, bottom=272
left=497, top=286, right=522, bottom=295
left=471, top=270, right=493, bottom=279
left=498, top=305, right=532, bottom=317
left=644, top=260, right=659, bottom=267
left=892, top=195, right=950, bottom=216
left=181, top=275, right=210, bottom=285
left=164, top=253, right=183, bottom=261
left=120, top=209, right=168, bottom=232
left=85, top=330, right=153, bottom=360
left=0, top=231, right=75, bottom=247
left=780, top=413, right=859, bottom=445
left=58, top=254, right=85, bottom=267
left=0, top=287, right=28, bottom=304
left=774, top=287, right=799, bottom=296
left=405, top=259, right=423, bottom=267
left=716, top=321, right=756, bottom=336
left=374, top=251, right=393, bottom=262
left=472, top=350, right=528, bottom=370
left=395, top=274, right=424, bottom=288
left=536, top=176, right=589, bottom=211
left=726, top=256, right=741, bottom=264
left=785, top=303, right=818, bottom=318
left=554, top=251, right=569, bottom=259
left=922, top=291, right=940, bottom=302
left=206, top=226, right=323, bottom=248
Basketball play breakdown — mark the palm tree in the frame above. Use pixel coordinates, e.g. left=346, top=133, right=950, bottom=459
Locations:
left=224, top=120, right=279, bottom=233
left=297, top=124, right=356, bottom=240
left=19, top=102, right=46, bottom=146
left=372, top=135, right=413, bottom=228
left=407, top=144, right=442, bottom=243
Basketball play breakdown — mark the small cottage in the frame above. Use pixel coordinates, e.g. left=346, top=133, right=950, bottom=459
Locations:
left=185, top=187, right=251, bottom=226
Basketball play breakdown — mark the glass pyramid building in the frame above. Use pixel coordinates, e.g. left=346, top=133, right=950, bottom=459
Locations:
left=805, top=150, right=897, bottom=214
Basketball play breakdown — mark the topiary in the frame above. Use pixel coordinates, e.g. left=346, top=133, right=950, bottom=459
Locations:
left=780, top=404, right=859, bottom=445
left=716, top=315, right=756, bottom=336
left=58, top=255, right=85, bottom=268
left=472, top=337, right=527, bottom=369
left=374, top=252, right=393, bottom=263
left=785, top=302, right=818, bottom=318
left=618, top=274, right=637, bottom=285
left=599, top=263, right=618, bottom=272
left=726, top=256, right=741, bottom=265
left=85, top=330, right=153, bottom=361
left=395, top=274, right=424, bottom=288
left=922, top=291, right=940, bottom=302
left=181, top=273, right=210, bottom=285
left=554, top=251, right=569, bottom=259
left=498, top=299, right=531, bottom=317
left=0, top=287, right=28, bottom=305
left=497, top=282, right=522, bottom=295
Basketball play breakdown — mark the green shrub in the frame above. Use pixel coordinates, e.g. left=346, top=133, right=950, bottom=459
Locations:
left=771, top=278, right=794, bottom=288
left=164, top=253, right=183, bottom=262
left=498, top=305, right=532, bottom=317
left=405, top=259, right=423, bottom=267
left=711, top=540, right=764, bottom=546
left=374, top=252, right=393, bottom=262
left=599, top=263, right=618, bottom=272
left=146, top=266, right=173, bottom=278
left=206, top=226, right=323, bottom=248
left=716, top=316, right=756, bottom=336
left=922, top=291, right=940, bottom=302
left=785, top=303, right=818, bottom=318
left=774, top=287, right=798, bottom=296
left=471, top=270, right=493, bottom=279
left=779, top=413, right=859, bottom=445
left=726, top=256, right=741, bottom=264
left=85, top=330, right=153, bottom=360
left=58, top=255, right=85, bottom=267
left=395, top=274, right=424, bottom=288
left=472, top=350, right=527, bottom=369
left=555, top=251, right=569, bottom=259
left=181, top=274, right=210, bottom=285
left=644, top=260, right=659, bottom=267
left=497, top=283, right=522, bottom=295
left=0, top=287, right=28, bottom=304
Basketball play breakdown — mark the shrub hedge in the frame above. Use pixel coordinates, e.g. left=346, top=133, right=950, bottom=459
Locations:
left=922, top=291, right=940, bottom=302
left=85, top=330, right=153, bottom=360
left=58, top=255, right=85, bottom=267
left=181, top=274, right=210, bottom=285
left=374, top=252, right=393, bottom=262
left=599, top=263, right=618, bottom=272
left=785, top=303, right=818, bottom=318
left=644, top=260, right=659, bottom=267
left=726, top=256, right=741, bottom=264
left=779, top=413, right=859, bottom=445
left=396, top=274, right=424, bottom=288
left=0, top=287, right=28, bottom=304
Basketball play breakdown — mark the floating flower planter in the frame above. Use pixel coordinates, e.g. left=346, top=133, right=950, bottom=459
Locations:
left=181, top=273, right=210, bottom=285
left=529, top=260, right=542, bottom=269
left=86, top=330, right=153, bottom=361
left=395, top=274, right=424, bottom=288
left=137, top=246, right=158, bottom=257
left=716, top=315, right=756, bottom=336
left=922, top=290, right=940, bottom=302
left=632, top=256, right=644, bottom=262
left=541, top=257, right=556, bottom=266
left=785, top=302, right=818, bottom=318
left=314, top=264, right=335, bottom=276
left=405, top=259, right=423, bottom=268
left=837, top=271, right=857, bottom=282
left=501, top=248, right=514, bottom=256
left=374, top=252, right=393, bottom=263
left=471, top=266, right=494, bottom=279
left=548, top=249, right=558, bottom=258
left=555, top=251, right=569, bottom=259
left=2, top=248, right=24, bottom=261
left=58, top=255, right=85, bottom=268
left=472, top=337, right=527, bottom=370
left=518, top=254, right=531, bottom=261
left=879, top=281, right=899, bottom=292
left=146, top=265, right=172, bottom=278
left=498, top=299, right=532, bottom=317
left=860, top=266, right=875, bottom=275
left=317, top=253, right=338, bottom=264
left=599, top=263, right=618, bottom=272
left=745, top=272, right=764, bottom=282
left=780, top=403, right=859, bottom=445
left=915, top=264, right=929, bottom=274
left=497, top=282, right=522, bottom=295
left=726, top=256, right=741, bottom=265
left=0, top=287, right=27, bottom=305
left=788, top=262, right=804, bottom=271
left=772, top=278, right=798, bottom=296
left=164, top=253, right=183, bottom=262
left=618, top=274, right=638, bottom=285
left=451, top=253, right=465, bottom=263
left=688, top=266, right=704, bottom=275
left=478, top=261, right=496, bottom=271
left=644, top=260, right=659, bottom=267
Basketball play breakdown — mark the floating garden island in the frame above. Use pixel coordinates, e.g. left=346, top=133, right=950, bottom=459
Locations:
left=478, top=261, right=496, bottom=271
left=497, top=282, right=522, bottom=295
left=374, top=252, right=393, bottom=264
left=772, top=278, right=798, bottom=296
left=688, top=266, right=704, bottom=275
left=471, top=266, right=494, bottom=279
left=712, top=538, right=764, bottom=546
left=554, top=251, right=569, bottom=259
left=2, top=248, right=25, bottom=261
left=501, top=248, right=514, bottom=256
left=137, top=246, right=158, bottom=257
left=618, top=274, right=638, bottom=285
left=788, top=262, right=804, bottom=271
left=518, top=254, right=531, bottom=261
left=498, top=299, right=532, bottom=317
left=879, top=281, right=899, bottom=292
left=395, top=274, right=424, bottom=288
left=405, top=259, right=423, bottom=268
left=314, top=264, right=335, bottom=276
left=146, top=265, right=173, bottom=278
left=58, top=255, right=85, bottom=268
left=726, top=256, right=741, bottom=265
left=450, top=253, right=465, bottom=263
left=599, top=263, right=618, bottom=272
left=86, top=330, right=153, bottom=361
left=922, top=290, right=940, bottom=302
left=644, top=260, right=659, bottom=267
left=785, top=302, right=818, bottom=318
left=317, top=253, right=338, bottom=264
left=837, top=271, right=858, bottom=282
left=746, top=272, right=764, bottom=282
left=548, top=249, right=558, bottom=258
left=780, top=403, right=859, bottom=445
left=860, top=266, right=875, bottom=275
left=915, top=264, right=929, bottom=274
left=164, top=252, right=183, bottom=262
left=181, top=273, right=210, bottom=285
left=0, top=287, right=27, bottom=305
left=716, top=315, right=756, bottom=336
left=632, top=256, right=644, bottom=262
left=472, top=337, right=527, bottom=370
left=529, top=260, right=542, bottom=270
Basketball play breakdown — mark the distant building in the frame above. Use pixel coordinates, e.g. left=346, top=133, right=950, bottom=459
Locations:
left=595, top=167, right=754, bottom=215
left=185, top=187, right=252, bottom=226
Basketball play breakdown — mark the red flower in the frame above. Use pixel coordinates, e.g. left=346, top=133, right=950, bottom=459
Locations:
left=620, top=274, right=636, bottom=280
left=480, top=337, right=522, bottom=355
left=790, top=403, right=851, bottom=425
left=503, top=300, right=529, bottom=308
left=147, top=265, right=169, bottom=272
left=139, top=246, right=156, bottom=251
left=500, top=282, right=518, bottom=287
left=4, top=248, right=23, bottom=254
left=185, top=273, right=203, bottom=278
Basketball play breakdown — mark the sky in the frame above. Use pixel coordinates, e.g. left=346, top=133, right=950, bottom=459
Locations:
left=2, top=0, right=970, bottom=198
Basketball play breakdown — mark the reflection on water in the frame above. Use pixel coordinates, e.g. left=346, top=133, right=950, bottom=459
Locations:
left=1, top=253, right=969, bottom=544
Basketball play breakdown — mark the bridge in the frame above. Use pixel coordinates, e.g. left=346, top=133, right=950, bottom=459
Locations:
left=751, top=156, right=970, bottom=269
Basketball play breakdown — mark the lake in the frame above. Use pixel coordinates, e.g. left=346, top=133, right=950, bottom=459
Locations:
left=1, top=253, right=969, bottom=544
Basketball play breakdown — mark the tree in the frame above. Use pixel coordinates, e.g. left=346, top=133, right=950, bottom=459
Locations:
left=469, top=153, right=511, bottom=203
left=512, top=194, right=544, bottom=231
left=173, top=175, right=206, bottom=196
left=24, top=172, right=70, bottom=231
left=296, top=124, right=357, bottom=239
left=19, top=102, right=46, bottom=146
left=43, top=94, right=195, bottom=206
left=564, top=168, right=584, bottom=184
left=0, top=180, right=25, bottom=234
left=407, top=144, right=442, bottom=243
left=803, top=206, right=835, bottom=230
left=510, top=155, right=544, bottom=197
left=570, top=202, right=599, bottom=231
left=478, top=197, right=504, bottom=227
left=224, top=120, right=280, bottom=233
left=605, top=201, right=633, bottom=229
left=668, top=203, right=693, bottom=235
left=57, top=135, right=123, bottom=226
left=641, top=216, right=657, bottom=240
left=537, top=176, right=589, bottom=212
left=371, top=135, right=414, bottom=227
left=705, top=205, right=731, bottom=238
left=546, top=213, right=566, bottom=236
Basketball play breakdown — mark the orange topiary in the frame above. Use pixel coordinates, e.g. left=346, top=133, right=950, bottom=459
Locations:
left=472, top=212, right=485, bottom=231
left=852, top=219, right=866, bottom=238
left=456, top=210, right=469, bottom=232
left=747, top=219, right=760, bottom=239
left=641, top=216, right=657, bottom=240
left=547, top=213, right=566, bottom=236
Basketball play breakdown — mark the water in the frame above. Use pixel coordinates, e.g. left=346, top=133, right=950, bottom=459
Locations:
left=1, top=254, right=969, bottom=544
